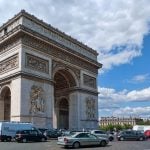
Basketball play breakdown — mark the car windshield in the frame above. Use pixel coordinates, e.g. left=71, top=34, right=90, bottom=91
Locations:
left=68, top=132, right=83, bottom=137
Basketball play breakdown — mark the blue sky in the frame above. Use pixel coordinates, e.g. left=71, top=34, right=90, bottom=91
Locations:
left=0, top=0, right=150, bottom=119
left=98, top=34, right=150, bottom=118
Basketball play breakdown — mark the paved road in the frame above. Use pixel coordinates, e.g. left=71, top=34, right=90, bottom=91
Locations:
left=0, top=139, right=150, bottom=150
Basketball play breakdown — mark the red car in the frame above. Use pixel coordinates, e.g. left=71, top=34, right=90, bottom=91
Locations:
left=144, top=130, right=150, bottom=138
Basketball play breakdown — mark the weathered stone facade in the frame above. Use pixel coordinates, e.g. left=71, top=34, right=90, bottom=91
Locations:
left=0, top=10, right=102, bottom=130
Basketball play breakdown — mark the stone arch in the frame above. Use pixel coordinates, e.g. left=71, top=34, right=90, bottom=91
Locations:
left=0, top=86, right=11, bottom=121
left=53, top=66, right=79, bottom=87
left=53, top=68, right=77, bottom=129
left=55, top=97, right=69, bottom=129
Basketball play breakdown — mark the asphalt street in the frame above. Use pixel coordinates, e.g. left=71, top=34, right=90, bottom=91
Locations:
left=0, top=139, right=150, bottom=150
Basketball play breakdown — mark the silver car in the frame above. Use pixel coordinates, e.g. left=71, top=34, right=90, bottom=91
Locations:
left=90, top=130, right=114, bottom=141
left=57, top=132, right=109, bottom=148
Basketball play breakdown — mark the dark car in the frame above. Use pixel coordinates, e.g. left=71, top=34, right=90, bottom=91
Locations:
left=38, top=128, right=48, bottom=134
left=44, top=129, right=62, bottom=139
left=117, top=130, right=146, bottom=141
left=15, top=129, right=47, bottom=143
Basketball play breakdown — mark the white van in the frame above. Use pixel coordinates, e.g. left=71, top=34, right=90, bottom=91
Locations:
left=133, top=125, right=150, bottom=132
left=0, top=121, right=34, bottom=141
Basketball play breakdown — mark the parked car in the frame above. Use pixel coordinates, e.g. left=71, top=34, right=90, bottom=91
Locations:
left=117, top=130, right=146, bottom=141
left=90, top=130, right=114, bottom=141
left=61, top=130, right=87, bottom=136
left=15, top=129, right=47, bottom=143
left=57, top=132, right=109, bottom=148
left=144, top=130, right=150, bottom=138
left=38, top=128, right=48, bottom=135
left=44, top=129, right=62, bottom=139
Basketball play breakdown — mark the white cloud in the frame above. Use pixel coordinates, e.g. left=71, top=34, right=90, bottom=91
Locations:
left=98, top=86, right=150, bottom=117
left=0, top=0, right=150, bottom=71
left=99, top=87, right=150, bottom=104
left=127, top=87, right=150, bottom=101
left=113, top=106, right=150, bottom=117
left=100, top=48, right=141, bottom=70
left=130, top=73, right=150, bottom=83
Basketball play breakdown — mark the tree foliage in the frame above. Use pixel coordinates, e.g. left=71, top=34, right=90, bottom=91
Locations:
left=99, top=124, right=133, bottom=131
left=136, top=120, right=150, bottom=125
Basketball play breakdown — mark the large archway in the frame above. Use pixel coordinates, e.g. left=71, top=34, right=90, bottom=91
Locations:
left=54, top=69, right=76, bottom=129
left=0, top=87, right=11, bottom=121
left=58, top=98, right=69, bottom=129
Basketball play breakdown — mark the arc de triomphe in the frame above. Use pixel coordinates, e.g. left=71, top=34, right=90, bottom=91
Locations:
left=0, top=10, right=102, bottom=130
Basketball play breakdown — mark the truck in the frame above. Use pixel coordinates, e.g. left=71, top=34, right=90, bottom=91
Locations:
left=133, top=125, right=150, bottom=132
left=0, top=121, right=35, bottom=142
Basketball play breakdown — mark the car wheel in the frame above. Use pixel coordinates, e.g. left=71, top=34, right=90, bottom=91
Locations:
left=3, top=139, right=7, bottom=142
left=139, top=137, right=144, bottom=141
left=73, top=142, right=80, bottom=148
left=7, top=137, right=11, bottom=142
left=41, top=138, right=46, bottom=142
left=109, top=137, right=114, bottom=141
left=100, top=140, right=107, bottom=147
left=64, top=145, right=68, bottom=148
left=22, top=138, right=27, bottom=143
left=120, top=137, right=124, bottom=141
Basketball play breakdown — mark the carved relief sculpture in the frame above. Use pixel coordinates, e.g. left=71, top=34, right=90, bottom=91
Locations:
left=86, top=97, right=96, bottom=120
left=30, top=85, right=45, bottom=114
left=0, top=54, right=19, bottom=74
left=26, top=53, right=49, bottom=74
left=83, top=74, right=96, bottom=88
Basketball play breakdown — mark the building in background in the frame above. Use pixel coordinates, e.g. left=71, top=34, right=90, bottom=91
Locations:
left=0, top=10, right=102, bottom=130
left=100, top=116, right=143, bottom=127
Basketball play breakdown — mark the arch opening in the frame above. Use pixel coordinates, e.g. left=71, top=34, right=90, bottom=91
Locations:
left=58, top=98, right=69, bottom=129
left=54, top=69, right=76, bottom=129
left=0, top=87, right=11, bottom=121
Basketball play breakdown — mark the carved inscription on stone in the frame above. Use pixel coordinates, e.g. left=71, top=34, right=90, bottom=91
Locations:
left=30, top=85, right=45, bottom=114
left=85, top=97, right=96, bottom=120
left=26, top=53, right=49, bottom=74
left=0, top=54, right=19, bottom=74
left=83, top=74, right=96, bottom=88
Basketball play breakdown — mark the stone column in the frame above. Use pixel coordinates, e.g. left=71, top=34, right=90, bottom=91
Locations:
left=0, top=97, right=4, bottom=120
left=69, top=91, right=80, bottom=130
left=11, top=78, right=22, bottom=122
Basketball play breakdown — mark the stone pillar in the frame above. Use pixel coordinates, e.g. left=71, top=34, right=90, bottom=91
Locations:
left=0, top=98, right=4, bottom=120
left=53, top=96, right=58, bottom=129
left=69, top=91, right=80, bottom=130
left=77, top=92, right=99, bottom=130
left=11, top=78, right=22, bottom=122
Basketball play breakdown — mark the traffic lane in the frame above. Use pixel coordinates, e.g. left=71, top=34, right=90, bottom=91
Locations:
left=0, top=140, right=150, bottom=150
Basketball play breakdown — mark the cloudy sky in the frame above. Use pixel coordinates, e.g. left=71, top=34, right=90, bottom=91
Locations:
left=0, top=0, right=150, bottom=119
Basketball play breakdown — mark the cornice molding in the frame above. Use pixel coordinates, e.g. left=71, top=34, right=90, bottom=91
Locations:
left=0, top=71, right=54, bottom=86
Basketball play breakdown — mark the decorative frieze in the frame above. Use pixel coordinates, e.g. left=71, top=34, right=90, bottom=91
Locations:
left=25, top=53, right=49, bottom=74
left=83, top=74, right=96, bottom=88
left=23, top=35, right=98, bottom=74
left=0, top=54, right=19, bottom=74
left=30, top=85, right=45, bottom=114
left=85, top=97, right=96, bottom=120
left=0, top=38, right=21, bottom=54
left=23, top=17, right=97, bottom=61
